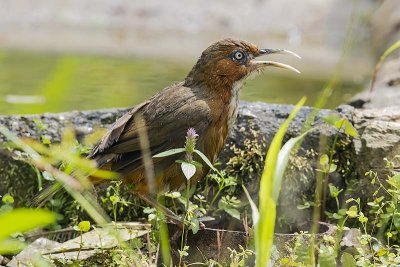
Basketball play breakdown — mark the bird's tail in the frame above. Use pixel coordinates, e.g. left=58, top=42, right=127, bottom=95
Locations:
left=29, top=183, right=64, bottom=208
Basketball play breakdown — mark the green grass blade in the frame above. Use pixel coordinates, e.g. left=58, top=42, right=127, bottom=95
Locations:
left=256, top=97, right=306, bottom=267
left=158, top=214, right=171, bottom=265
left=0, top=125, right=110, bottom=225
left=242, top=185, right=259, bottom=224
left=370, top=39, right=400, bottom=92
left=0, top=208, right=56, bottom=240
left=153, top=148, right=185, bottom=158
left=380, top=40, right=400, bottom=63
left=272, top=128, right=314, bottom=202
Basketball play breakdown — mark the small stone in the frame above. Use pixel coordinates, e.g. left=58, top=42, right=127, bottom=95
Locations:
left=7, top=238, right=60, bottom=267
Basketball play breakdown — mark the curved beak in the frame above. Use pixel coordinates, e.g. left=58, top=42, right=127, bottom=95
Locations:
left=252, top=48, right=301, bottom=74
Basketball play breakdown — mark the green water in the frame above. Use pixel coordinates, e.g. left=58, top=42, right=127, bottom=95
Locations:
left=0, top=50, right=362, bottom=115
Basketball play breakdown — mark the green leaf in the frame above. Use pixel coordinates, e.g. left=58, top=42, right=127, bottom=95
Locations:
left=109, top=195, right=118, bottom=204
left=343, top=120, right=358, bottom=137
left=341, top=252, right=356, bottom=267
left=164, top=191, right=181, bottom=199
left=328, top=184, right=341, bottom=198
left=297, top=203, right=311, bottom=210
left=194, top=149, right=218, bottom=172
left=329, top=164, right=337, bottom=173
left=90, top=169, right=120, bottom=180
left=218, top=197, right=240, bottom=220
left=2, top=194, right=14, bottom=205
left=190, top=217, right=200, bottom=234
left=338, top=209, right=347, bottom=215
left=223, top=207, right=241, bottom=220
left=377, top=248, right=388, bottom=257
left=322, top=116, right=358, bottom=137
left=320, top=154, right=329, bottom=166
left=0, top=208, right=57, bottom=241
left=332, top=213, right=343, bottom=219
left=323, top=115, right=344, bottom=129
left=181, top=162, right=196, bottom=180
left=242, top=185, right=259, bottom=224
left=318, top=244, right=336, bottom=267
left=358, top=215, right=368, bottom=223
left=387, top=174, right=400, bottom=189
left=153, top=148, right=185, bottom=158
left=346, top=206, right=358, bottom=218
left=78, top=221, right=91, bottom=232
left=272, top=128, right=314, bottom=202
left=191, top=161, right=203, bottom=168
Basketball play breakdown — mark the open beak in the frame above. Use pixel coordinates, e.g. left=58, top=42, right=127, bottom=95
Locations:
left=252, top=48, right=301, bottom=74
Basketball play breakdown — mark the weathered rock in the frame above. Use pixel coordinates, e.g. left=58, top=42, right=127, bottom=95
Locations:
left=0, top=108, right=128, bottom=144
left=349, top=57, right=400, bottom=109
left=47, top=222, right=150, bottom=261
left=353, top=107, right=400, bottom=175
left=0, top=102, right=340, bottom=207
left=0, top=254, right=9, bottom=266
left=7, top=238, right=60, bottom=267
left=0, top=103, right=338, bottom=145
left=0, top=101, right=399, bottom=225
left=8, top=222, right=150, bottom=266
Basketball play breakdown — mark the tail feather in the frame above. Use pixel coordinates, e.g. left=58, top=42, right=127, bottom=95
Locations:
left=29, top=183, right=64, bottom=207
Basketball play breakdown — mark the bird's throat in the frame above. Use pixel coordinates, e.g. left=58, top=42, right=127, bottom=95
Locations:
left=226, top=80, right=242, bottom=131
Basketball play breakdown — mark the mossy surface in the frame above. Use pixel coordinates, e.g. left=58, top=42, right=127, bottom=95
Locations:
left=0, top=153, right=39, bottom=206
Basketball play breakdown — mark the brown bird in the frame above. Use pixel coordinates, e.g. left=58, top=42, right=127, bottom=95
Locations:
left=32, top=38, right=300, bottom=207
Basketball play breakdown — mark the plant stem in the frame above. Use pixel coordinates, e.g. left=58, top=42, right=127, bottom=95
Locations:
left=210, top=188, right=222, bottom=207
left=77, top=231, right=83, bottom=260
left=322, top=120, right=344, bottom=221
left=179, top=180, right=190, bottom=266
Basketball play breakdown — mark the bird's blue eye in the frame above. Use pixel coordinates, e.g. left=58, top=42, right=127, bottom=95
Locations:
left=231, top=51, right=246, bottom=64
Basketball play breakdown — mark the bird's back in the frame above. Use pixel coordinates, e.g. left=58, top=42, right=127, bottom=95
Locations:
left=89, top=82, right=226, bottom=193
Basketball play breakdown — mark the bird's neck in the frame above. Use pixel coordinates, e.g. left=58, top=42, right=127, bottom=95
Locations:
left=202, top=77, right=244, bottom=125
left=185, top=73, right=243, bottom=105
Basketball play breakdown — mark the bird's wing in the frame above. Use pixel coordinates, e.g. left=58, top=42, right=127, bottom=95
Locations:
left=88, top=100, right=149, bottom=158
left=89, top=84, right=212, bottom=174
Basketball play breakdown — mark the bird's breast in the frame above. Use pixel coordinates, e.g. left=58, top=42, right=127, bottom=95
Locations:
left=201, top=81, right=242, bottom=163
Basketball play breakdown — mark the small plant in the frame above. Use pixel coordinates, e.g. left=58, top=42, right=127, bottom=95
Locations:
left=73, top=220, right=91, bottom=260
left=103, top=181, right=131, bottom=223
left=0, top=193, right=14, bottom=215
left=155, top=128, right=212, bottom=265
left=218, top=195, right=241, bottom=220
left=228, top=245, right=254, bottom=267
left=208, top=171, right=238, bottom=206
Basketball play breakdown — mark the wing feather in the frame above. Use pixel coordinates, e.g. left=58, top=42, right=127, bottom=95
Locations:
left=89, top=84, right=212, bottom=176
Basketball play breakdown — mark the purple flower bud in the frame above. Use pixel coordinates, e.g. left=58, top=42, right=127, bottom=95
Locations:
left=185, top=128, right=198, bottom=157
left=187, top=128, right=199, bottom=139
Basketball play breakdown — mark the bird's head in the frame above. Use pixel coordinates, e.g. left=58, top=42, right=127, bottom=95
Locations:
left=185, top=38, right=300, bottom=91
